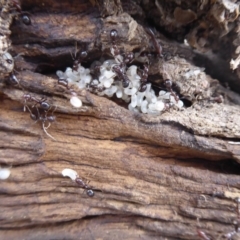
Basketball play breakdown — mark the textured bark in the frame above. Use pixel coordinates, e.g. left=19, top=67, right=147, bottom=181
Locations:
left=0, top=0, right=240, bottom=240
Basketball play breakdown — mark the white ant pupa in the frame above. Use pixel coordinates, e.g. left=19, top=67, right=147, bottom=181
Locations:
left=62, top=168, right=78, bottom=181
left=70, top=96, right=82, bottom=108
left=0, top=168, right=11, bottom=180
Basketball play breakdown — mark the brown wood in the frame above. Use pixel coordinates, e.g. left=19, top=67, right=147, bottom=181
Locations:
left=0, top=0, right=240, bottom=239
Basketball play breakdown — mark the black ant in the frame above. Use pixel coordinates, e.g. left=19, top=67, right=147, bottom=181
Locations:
left=71, top=45, right=88, bottom=72
left=145, top=27, right=163, bottom=58
left=57, top=76, right=78, bottom=98
left=110, top=29, right=132, bottom=88
left=75, top=177, right=94, bottom=197
left=8, top=0, right=31, bottom=25
left=87, top=79, right=105, bottom=93
left=110, top=29, right=118, bottom=44
left=110, top=29, right=134, bottom=66
left=23, top=93, right=50, bottom=111
left=24, top=104, right=56, bottom=140
left=110, top=29, right=120, bottom=57
left=163, top=79, right=179, bottom=102
left=138, top=64, right=149, bottom=92
left=112, top=64, right=130, bottom=88
left=163, top=102, right=174, bottom=112
left=122, top=51, right=134, bottom=65
left=57, top=77, right=70, bottom=90
left=90, top=61, right=101, bottom=80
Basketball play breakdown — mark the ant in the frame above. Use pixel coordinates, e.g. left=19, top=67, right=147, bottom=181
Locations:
left=24, top=104, right=56, bottom=140
left=110, top=29, right=120, bottom=57
left=163, top=101, right=174, bottom=112
left=75, top=176, right=94, bottom=197
left=57, top=76, right=78, bottom=97
left=71, top=44, right=88, bottom=72
left=163, top=79, right=179, bottom=102
left=112, top=64, right=130, bottom=88
left=110, top=29, right=118, bottom=44
left=90, top=61, right=101, bottom=80
left=62, top=169, right=95, bottom=197
left=138, top=64, right=149, bottom=92
left=122, top=51, right=134, bottom=65
left=145, top=27, right=163, bottom=58
left=87, top=79, right=105, bottom=93
left=7, top=0, right=32, bottom=25
left=8, top=0, right=31, bottom=25
left=110, top=29, right=134, bottom=66
left=110, top=29, right=132, bottom=88
left=57, top=77, right=70, bottom=90
left=23, top=93, right=50, bottom=111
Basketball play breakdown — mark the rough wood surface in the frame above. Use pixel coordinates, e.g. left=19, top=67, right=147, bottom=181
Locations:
left=1, top=1, right=240, bottom=240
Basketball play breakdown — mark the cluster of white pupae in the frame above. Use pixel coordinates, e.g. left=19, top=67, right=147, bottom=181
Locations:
left=56, top=50, right=184, bottom=115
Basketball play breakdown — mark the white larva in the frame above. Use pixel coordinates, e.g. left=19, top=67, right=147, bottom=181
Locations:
left=0, top=168, right=11, bottom=180
left=62, top=168, right=78, bottom=181
left=70, top=96, right=82, bottom=108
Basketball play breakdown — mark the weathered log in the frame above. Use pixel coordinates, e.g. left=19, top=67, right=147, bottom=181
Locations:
left=0, top=1, right=240, bottom=240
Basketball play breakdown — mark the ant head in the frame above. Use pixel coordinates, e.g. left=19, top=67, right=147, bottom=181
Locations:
left=122, top=79, right=130, bottom=88
left=79, top=50, right=87, bottom=59
left=164, top=79, right=172, bottom=88
left=124, top=52, right=134, bottom=64
left=22, top=15, right=31, bottom=25
left=86, top=189, right=94, bottom=197
left=110, top=29, right=118, bottom=42
left=23, top=93, right=31, bottom=101
left=139, top=84, right=147, bottom=92
left=112, top=64, right=122, bottom=73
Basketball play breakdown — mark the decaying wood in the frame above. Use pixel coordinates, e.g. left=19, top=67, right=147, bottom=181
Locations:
left=0, top=0, right=240, bottom=239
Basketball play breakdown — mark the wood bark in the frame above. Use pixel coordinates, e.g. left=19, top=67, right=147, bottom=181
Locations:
left=0, top=0, right=240, bottom=239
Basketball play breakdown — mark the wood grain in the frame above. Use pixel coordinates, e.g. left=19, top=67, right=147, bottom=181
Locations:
left=0, top=0, right=240, bottom=239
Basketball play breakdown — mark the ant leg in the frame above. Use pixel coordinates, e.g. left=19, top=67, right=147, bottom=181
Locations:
left=24, top=104, right=38, bottom=122
left=42, top=122, right=56, bottom=140
left=44, top=122, right=51, bottom=130
left=13, top=53, right=24, bottom=60
left=51, top=105, right=57, bottom=115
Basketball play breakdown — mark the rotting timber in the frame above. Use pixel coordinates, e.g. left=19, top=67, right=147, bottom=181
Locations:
left=0, top=0, right=240, bottom=239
